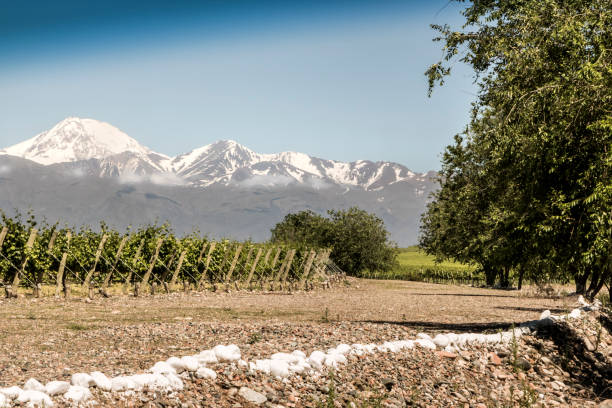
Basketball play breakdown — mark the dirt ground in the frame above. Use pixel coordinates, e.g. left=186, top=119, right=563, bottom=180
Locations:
left=0, top=279, right=578, bottom=387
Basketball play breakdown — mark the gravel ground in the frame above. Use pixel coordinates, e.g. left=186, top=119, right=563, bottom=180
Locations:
left=1, top=279, right=609, bottom=407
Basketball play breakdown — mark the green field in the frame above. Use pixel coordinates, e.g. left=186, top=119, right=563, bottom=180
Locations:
left=360, top=246, right=481, bottom=285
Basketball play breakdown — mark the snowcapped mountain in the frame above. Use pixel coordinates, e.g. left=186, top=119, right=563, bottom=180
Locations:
left=0, top=117, right=170, bottom=175
left=1, top=117, right=431, bottom=191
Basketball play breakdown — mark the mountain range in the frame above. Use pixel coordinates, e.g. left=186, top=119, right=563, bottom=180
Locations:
left=0, top=117, right=438, bottom=245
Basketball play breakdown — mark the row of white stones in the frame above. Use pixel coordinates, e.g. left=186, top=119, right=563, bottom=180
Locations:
left=0, top=297, right=599, bottom=407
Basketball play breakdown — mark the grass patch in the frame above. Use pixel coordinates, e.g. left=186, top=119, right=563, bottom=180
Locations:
left=66, top=323, right=90, bottom=331
left=360, top=246, right=479, bottom=284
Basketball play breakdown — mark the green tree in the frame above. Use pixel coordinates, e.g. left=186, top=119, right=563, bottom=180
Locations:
left=271, top=207, right=397, bottom=276
left=421, top=0, right=611, bottom=296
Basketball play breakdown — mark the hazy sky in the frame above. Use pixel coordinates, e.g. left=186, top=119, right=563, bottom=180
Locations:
left=0, top=0, right=475, bottom=172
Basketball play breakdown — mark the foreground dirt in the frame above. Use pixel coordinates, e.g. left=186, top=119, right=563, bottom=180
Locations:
left=0, top=279, right=610, bottom=407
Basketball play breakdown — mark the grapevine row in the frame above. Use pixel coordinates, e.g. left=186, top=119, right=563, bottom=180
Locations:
left=0, top=212, right=338, bottom=298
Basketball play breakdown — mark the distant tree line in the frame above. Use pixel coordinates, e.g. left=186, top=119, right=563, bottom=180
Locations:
left=270, top=207, right=398, bottom=276
left=420, top=0, right=611, bottom=298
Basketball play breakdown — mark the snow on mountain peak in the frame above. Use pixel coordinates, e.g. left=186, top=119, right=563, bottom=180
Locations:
left=1, top=118, right=429, bottom=190
left=2, top=117, right=165, bottom=165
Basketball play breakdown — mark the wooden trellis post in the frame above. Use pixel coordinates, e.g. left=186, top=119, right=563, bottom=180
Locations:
left=280, top=249, right=296, bottom=289
left=270, top=248, right=282, bottom=269
left=56, top=231, right=72, bottom=298
left=102, top=236, right=128, bottom=290
left=83, top=234, right=108, bottom=292
left=272, top=249, right=290, bottom=290
left=9, top=228, right=37, bottom=297
left=0, top=226, right=8, bottom=249
left=197, top=242, right=216, bottom=290
left=299, top=250, right=317, bottom=289
left=139, top=238, right=163, bottom=291
left=170, top=250, right=187, bottom=287
left=243, top=247, right=254, bottom=277
left=125, top=239, right=145, bottom=286
left=33, top=230, right=58, bottom=297
left=245, top=248, right=263, bottom=289
left=224, top=244, right=243, bottom=289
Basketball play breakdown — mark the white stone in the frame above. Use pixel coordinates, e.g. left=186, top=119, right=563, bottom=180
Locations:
left=335, top=344, right=352, bottom=355
left=45, top=381, right=70, bottom=396
left=23, top=379, right=45, bottom=393
left=195, top=350, right=218, bottom=365
left=414, top=339, right=436, bottom=350
left=16, top=390, right=53, bottom=407
left=150, top=361, right=177, bottom=375
left=164, top=373, right=184, bottom=390
left=180, top=356, right=199, bottom=372
left=569, top=308, right=581, bottom=319
left=433, top=334, right=450, bottom=348
left=271, top=352, right=301, bottom=364
left=213, top=344, right=241, bottom=362
left=166, top=356, right=186, bottom=373
left=239, top=387, right=267, bottom=405
left=64, top=385, right=91, bottom=403
left=324, top=353, right=347, bottom=367
left=253, top=360, right=272, bottom=375
left=0, top=386, right=23, bottom=399
left=71, top=372, right=94, bottom=388
left=416, top=333, right=432, bottom=340
left=110, top=376, right=136, bottom=392
left=90, top=371, right=112, bottom=391
left=0, top=393, right=6, bottom=408
left=307, top=351, right=326, bottom=369
left=270, top=360, right=290, bottom=377
left=539, top=310, right=551, bottom=320
left=195, top=367, right=217, bottom=380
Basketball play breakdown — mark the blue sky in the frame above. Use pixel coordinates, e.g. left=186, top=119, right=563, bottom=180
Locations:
left=0, top=0, right=475, bottom=172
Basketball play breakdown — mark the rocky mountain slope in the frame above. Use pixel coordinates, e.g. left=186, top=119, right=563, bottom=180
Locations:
left=0, top=118, right=437, bottom=244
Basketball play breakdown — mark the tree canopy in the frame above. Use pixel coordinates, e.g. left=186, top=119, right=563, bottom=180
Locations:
left=270, top=208, right=397, bottom=276
left=420, top=0, right=611, bottom=297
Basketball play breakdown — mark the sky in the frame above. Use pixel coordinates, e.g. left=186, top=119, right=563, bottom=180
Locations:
left=0, top=0, right=475, bottom=172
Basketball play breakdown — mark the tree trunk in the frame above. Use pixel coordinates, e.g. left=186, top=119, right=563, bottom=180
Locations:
left=499, top=267, right=511, bottom=289
left=483, top=263, right=496, bottom=286
left=575, top=272, right=588, bottom=295
left=517, top=266, right=524, bottom=290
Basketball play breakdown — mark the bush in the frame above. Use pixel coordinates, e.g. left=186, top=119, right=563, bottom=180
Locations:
left=270, top=207, right=397, bottom=276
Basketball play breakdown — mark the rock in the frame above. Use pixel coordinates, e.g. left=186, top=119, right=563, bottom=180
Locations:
left=416, top=333, right=432, bottom=340
left=16, top=390, right=54, bottom=407
left=539, top=310, right=551, bottom=320
left=180, top=356, right=200, bottom=372
left=195, top=367, right=217, bottom=380
left=598, top=400, right=612, bottom=408
left=488, top=352, right=502, bottom=366
left=71, top=372, right=94, bottom=388
left=239, top=387, right=267, bottom=405
left=437, top=351, right=458, bottom=359
left=0, top=386, right=23, bottom=400
left=584, top=337, right=596, bottom=352
left=514, top=358, right=532, bottom=371
left=433, top=334, right=450, bottom=348
left=90, top=371, right=112, bottom=391
left=64, top=385, right=92, bottom=403
left=23, top=379, right=45, bottom=393
left=45, top=381, right=70, bottom=396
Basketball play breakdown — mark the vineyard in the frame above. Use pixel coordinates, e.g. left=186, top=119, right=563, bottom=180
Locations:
left=359, top=247, right=483, bottom=285
left=0, top=213, right=342, bottom=299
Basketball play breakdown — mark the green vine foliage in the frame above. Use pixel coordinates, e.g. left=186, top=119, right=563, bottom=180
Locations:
left=0, top=210, right=322, bottom=289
